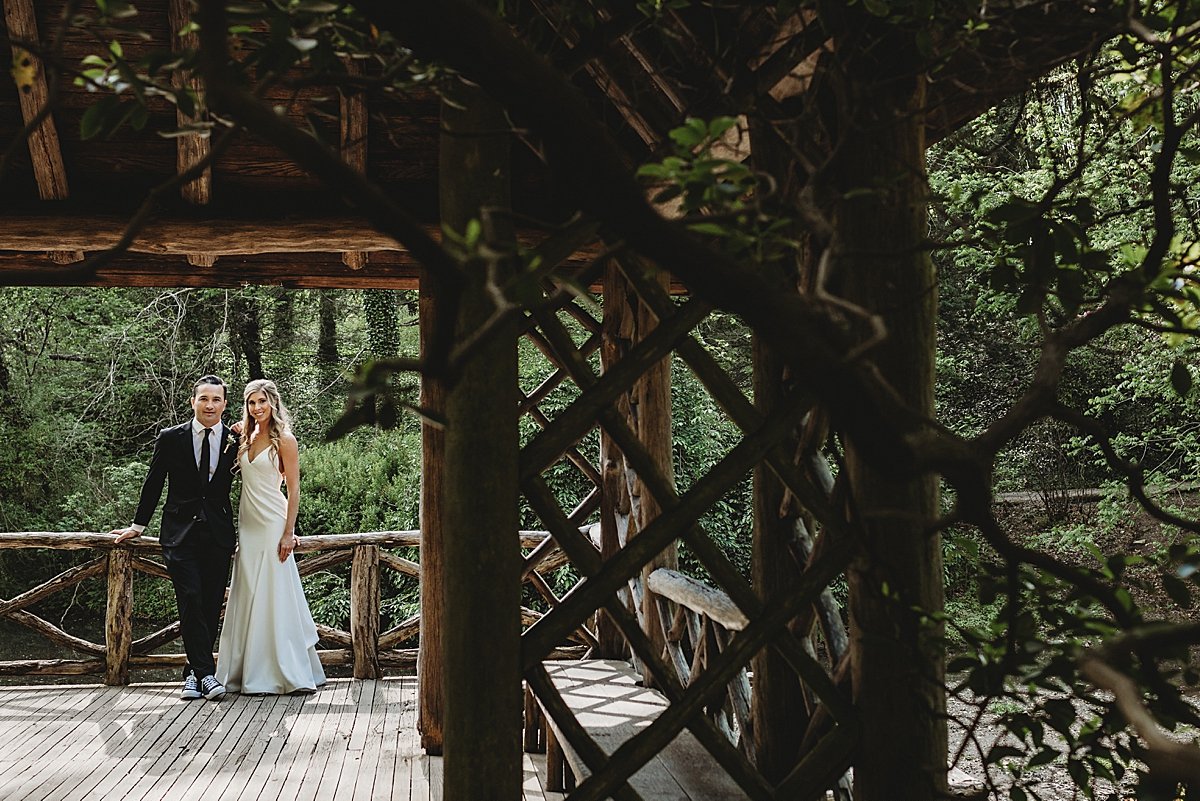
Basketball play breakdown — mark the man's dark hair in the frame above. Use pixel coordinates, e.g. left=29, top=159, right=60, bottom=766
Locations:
left=193, top=374, right=228, bottom=399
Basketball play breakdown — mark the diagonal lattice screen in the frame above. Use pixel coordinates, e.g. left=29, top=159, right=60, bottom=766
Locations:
left=514, top=257, right=859, bottom=801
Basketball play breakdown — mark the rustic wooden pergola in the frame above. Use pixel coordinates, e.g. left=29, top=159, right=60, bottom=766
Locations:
left=1, top=2, right=1127, bottom=800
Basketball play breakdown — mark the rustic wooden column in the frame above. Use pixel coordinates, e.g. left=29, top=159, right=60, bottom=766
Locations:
left=4, top=0, right=82, bottom=264
left=439, top=77, right=521, bottom=801
left=104, top=548, right=133, bottom=685
left=418, top=265, right=447, bottom=754
left=594, top=261, right=632, bottom=659
left=835, top=31, right=947, bottom=801
left=167, top=0, right=216, bottom=268
left=350, top=544, right=381, bottom=678
left=744, top=118, right=814, bottom=782
left=749, top=329, right=810, bottom=780
left=631, top=267, right=678, bottom=687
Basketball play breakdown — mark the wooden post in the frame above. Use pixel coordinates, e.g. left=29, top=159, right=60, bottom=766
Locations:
left=595, top=260, right=632, bottom=659
left=631, top=264, right=678, bottom=687
left=439, top=75, right=521, bottom=801
left=418, top=265, right=447, bottom=754
left=834, top=35, right=947, bottom=801
left=340, top=56, right=370, bottom=271
left=168, top=0, right=212, bottom=255
left=522, top=682, right=543, bottom=753
left=350, top=544, right=381, bottom=679
left=104, top=548, right=133, bottom=685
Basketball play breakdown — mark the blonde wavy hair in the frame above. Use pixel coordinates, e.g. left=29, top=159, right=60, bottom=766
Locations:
left=238, top=379, right=293, bottom=462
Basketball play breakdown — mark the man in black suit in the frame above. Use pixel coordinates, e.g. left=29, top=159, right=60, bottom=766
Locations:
left=112, top=375, right=238, bottom=701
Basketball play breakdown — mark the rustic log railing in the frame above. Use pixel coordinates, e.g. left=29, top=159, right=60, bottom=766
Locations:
left=0, top=529, right=586, bottom=684
left=646, top=568, right=755, bottom=759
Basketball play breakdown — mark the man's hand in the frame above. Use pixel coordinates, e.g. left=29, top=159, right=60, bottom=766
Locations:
left=112, top=527, right=142, bottom=544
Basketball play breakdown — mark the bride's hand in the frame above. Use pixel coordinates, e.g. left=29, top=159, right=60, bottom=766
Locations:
left=278, top=532, right=298, bottom=562
left=230, top=420, right=244, bottom=436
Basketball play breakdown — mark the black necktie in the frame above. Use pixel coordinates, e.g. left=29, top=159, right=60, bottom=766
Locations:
left=199, top=427, right=212, bottom=483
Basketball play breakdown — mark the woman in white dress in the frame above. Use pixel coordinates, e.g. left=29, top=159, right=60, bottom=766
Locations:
left=216, top=379, right=326, bottom=695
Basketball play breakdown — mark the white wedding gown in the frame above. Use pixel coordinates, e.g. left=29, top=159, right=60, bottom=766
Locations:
left=216, top=447, right=326, bottom=694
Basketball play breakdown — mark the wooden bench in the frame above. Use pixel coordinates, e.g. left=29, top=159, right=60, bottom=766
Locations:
left=524, top=659, right=749, bottom=800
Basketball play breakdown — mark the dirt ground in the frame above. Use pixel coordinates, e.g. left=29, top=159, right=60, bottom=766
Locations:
left=942, top=493, right=1200, bottom=800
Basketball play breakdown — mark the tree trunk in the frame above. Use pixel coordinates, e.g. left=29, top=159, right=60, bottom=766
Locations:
left=316, top=290, right=340, bottom=390
left=439, top=76, right=521, bottom=801
left=231, top=291, right=264, bottom=381
left=832, top=30, right=947, bottom=801
left=363, top=289, right=400, bottom=358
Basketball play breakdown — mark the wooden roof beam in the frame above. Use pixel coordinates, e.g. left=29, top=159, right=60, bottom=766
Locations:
left=4, top=0, right=84, bottom=265
left=0, top=215, right=610, bottom=290
left=0, top=215, right=418, bottom=255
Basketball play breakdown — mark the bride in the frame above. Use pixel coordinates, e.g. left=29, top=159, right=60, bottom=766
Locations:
left=216, top=379, right=326, bottom=695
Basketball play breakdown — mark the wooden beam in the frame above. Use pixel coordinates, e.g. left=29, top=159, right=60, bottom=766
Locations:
left=0, top=215, right=415, bottom=254
left=167, top=0, right=212, bottom=207
left=0, top=226, right=655, bottom=292
left=0, top=251, right=423, bottom=289
left=340, top=57, right=370, bottom=270
left=4, top=0, right=84, bottom=264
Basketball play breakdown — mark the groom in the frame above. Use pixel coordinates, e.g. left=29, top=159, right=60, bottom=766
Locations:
left=112, top=375, right=238, bottom=701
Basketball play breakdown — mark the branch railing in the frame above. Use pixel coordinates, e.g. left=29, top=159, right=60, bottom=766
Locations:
left=646, top=567, right=755, bottom=760
left=0, top=529, right=586, bottom=684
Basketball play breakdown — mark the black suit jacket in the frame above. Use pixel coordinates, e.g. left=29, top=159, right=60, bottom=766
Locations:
left=134, top=421, right=238, bottom=549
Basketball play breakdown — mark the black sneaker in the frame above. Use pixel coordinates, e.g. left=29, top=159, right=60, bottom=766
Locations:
left=200, top=675, right=227, bottom=701
left=180, top=671, right=202, bottom=701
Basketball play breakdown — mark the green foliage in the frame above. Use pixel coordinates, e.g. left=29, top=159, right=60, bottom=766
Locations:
left=637, top=118, right=801, bottom=264
left=298, top=428, right=420, bottom=535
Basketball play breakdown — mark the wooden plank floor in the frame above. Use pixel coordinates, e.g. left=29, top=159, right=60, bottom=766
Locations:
left=0, top=678, right=567, bottom=801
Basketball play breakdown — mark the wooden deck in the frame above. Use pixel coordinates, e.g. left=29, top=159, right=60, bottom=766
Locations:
left=0, top=677, right=565, bottom=801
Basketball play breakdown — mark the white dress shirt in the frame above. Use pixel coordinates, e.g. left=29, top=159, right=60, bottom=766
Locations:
left=192, top=418, right=225, bottom=481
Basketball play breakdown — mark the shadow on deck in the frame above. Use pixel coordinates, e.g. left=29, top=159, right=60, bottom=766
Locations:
left=0, top=677, right=562, bottom=801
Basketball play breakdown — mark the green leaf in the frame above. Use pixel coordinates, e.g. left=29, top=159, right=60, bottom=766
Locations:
left=669, top=124, right=704, bottom=149
left=687, top=221, right=730, bottom=237
left=79, top=95, right=119, bottom=140
left=1170, top=359, right=1193, bottom=398
left=1027, top=747, right=1059, bottom=768
left=635, top=163, right=670, bottom=180
left=464, top=218, right=482, bottom=248
left=174, top=88, right=195, bottom=118
left=1015, top=287, right=1045, bottom=316
left=1163, top=574, right=1193, bottom=609
left=986, top=198, right=1039, bottom=225
left=707, top=116, right=738, bottom=139
left=986, top=745, right=1024, bottom=763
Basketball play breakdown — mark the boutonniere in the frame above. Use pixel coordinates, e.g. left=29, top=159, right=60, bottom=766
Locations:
left=222, top=433, right=236, bottom=455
